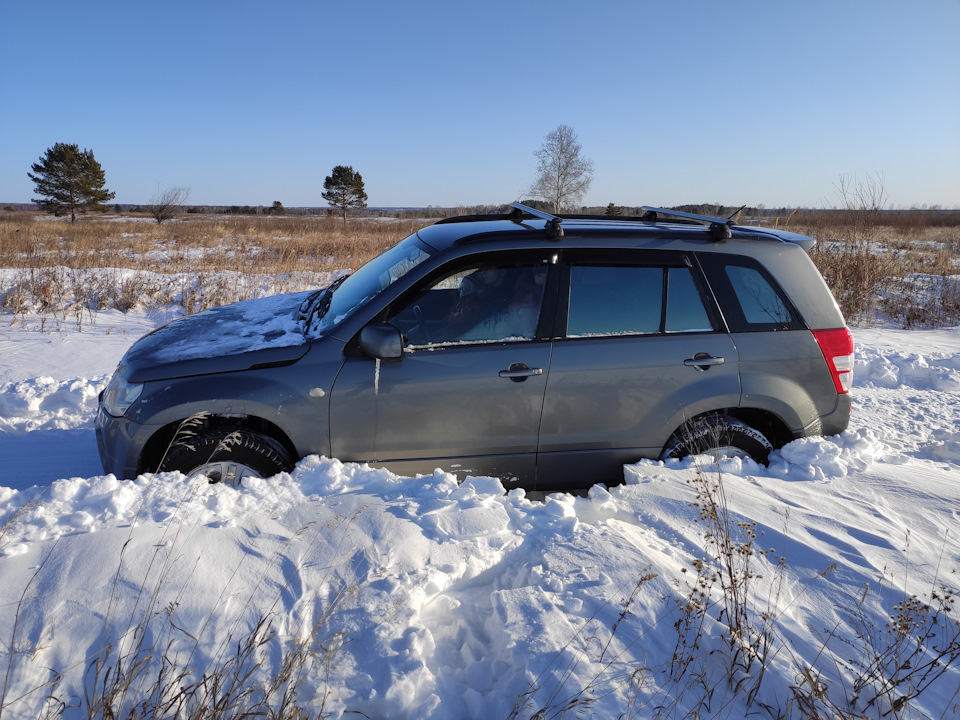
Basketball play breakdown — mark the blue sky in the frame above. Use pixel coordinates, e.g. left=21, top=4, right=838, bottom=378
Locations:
left=2, top=0, right=958, bottom=209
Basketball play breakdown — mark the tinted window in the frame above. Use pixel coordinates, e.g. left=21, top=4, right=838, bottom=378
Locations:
left=725, top=265, right=794, bottom=325
left=666, top=267, right=713, bottom=332
left=566, top=265, right=713, bottom=337
left=568, top=266, right=663, bottom=336
left=391, top=263, right=547, bottom=347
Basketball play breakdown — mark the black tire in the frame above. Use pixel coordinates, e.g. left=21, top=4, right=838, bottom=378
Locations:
left=661, top=414, right=773, bottom=464
left=158, top=429, right=293, bottom=486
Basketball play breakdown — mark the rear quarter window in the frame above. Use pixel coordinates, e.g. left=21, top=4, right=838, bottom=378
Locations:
left=700, top=255, right=805, bottom=332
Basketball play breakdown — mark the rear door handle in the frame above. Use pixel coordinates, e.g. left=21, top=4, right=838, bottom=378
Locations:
left=499, top=363, right=543, bottom=381
left=684, top=354, right=725, bottom=371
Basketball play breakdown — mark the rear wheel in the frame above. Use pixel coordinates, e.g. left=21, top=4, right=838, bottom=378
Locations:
left=158, top=429, right=293, bottom=486
left=661, top=414, right=773, bottom=464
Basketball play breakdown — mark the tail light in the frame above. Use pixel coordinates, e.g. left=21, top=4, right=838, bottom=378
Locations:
left=812, top=328, right=854, bottom=394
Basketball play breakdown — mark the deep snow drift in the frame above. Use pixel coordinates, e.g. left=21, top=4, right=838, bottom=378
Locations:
left=1, top=313, right=959, bottom=719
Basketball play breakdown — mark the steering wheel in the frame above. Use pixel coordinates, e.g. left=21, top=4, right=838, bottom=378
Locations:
left=411, top=304, right=432, bottom=344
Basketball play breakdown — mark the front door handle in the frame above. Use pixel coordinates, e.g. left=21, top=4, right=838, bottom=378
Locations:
left=684, top=354, right=725, bottom=371
left=499, top=363, right=543, bottom=381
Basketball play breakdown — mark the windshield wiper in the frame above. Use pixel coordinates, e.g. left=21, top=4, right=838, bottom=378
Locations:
left=302, top=274, right=349, bottom=330
left=297, top=288, right=325, bottom=323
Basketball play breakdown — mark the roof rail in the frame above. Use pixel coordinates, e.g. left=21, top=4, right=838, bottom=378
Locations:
left=510, top=202, right=564, bottom=239
left=640, top=206, right=735, bottom=241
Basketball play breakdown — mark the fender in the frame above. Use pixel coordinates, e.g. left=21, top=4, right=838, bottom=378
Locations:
left=127, top=342, right=347, bottom=462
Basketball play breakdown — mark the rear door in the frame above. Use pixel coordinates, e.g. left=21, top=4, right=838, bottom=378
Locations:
left=537, top=251, right=741, bottom=488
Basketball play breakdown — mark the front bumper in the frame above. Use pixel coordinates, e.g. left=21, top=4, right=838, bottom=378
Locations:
left=95, top=398, right=149, bottom=479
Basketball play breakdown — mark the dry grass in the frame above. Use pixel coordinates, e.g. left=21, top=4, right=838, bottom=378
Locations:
left=506, top=460, right=960, bottom=720
left=0, top=213, right=429, bottom=323
left=0, top=213, right=426, bottom=275
left=800, top=222, right=960, bottom=326
left=2, top=209, right=959, bottom=328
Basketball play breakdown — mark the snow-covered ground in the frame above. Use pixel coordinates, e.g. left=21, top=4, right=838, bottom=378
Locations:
left=1, top=311, right=959, bottom=719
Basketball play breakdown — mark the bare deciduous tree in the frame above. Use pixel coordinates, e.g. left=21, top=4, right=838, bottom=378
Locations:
left=834, top=172, right=887, bottom=224
left=527, top=125, right=595, bottom=213
left=149, top=186, right=190, bottom=224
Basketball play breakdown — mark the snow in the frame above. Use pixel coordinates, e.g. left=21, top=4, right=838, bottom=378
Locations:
left=125, top=290, right=313, bottom=365
left=1, top=312, right=959, bottom=719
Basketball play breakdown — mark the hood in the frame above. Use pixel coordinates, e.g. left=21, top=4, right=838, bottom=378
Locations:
left=124, top=291, right=314, bottom=382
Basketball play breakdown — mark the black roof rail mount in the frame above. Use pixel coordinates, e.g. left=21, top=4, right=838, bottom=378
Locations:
left=641, top=206, right=735, bottom=242
left=510, top=202, right=564, bottom=240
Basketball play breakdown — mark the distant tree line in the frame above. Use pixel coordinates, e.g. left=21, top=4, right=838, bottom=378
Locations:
left=21, top=140, right=959, bottom=231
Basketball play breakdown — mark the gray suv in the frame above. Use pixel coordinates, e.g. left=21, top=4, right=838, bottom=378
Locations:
left=96, top=204, right=853, bottom=490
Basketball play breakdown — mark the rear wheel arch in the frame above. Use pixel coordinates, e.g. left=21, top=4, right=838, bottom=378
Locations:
left=726, top=408, right=794, bottom=449
left=660, top=411, right=778, bottom=464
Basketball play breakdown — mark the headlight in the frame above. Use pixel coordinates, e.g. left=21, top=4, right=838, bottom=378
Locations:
left=102, top=370, right=143, bottom=417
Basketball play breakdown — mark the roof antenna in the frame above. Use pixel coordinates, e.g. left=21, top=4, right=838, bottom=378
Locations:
left=727, top=205, right=746, bottom=222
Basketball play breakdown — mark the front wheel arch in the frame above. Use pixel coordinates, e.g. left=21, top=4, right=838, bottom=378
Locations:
left=158, top=428, right=294, bottom=485
left=138, top=415, right=298, bottom=476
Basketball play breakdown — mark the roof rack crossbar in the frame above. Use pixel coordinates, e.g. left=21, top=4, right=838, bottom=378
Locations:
left=641, top=205, right=739, bottom=241
left=510, top=202, right=564, bottom=239
left=640, top=206, right=737, bottom=227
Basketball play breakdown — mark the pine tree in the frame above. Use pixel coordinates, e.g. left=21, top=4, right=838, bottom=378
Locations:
left=322, top=165, right=368, bottom=222
left=28, top=143, right=116, bottom=222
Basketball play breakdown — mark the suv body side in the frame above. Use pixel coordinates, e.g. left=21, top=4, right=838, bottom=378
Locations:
left=96, top=214, right=851, bottom=490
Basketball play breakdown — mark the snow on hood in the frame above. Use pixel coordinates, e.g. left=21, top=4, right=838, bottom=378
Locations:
left=122, top=290, right=314, bottom=380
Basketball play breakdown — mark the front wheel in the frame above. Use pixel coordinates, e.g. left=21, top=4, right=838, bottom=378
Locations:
left=158, top=429, right=294, bottom=486
left=661, top=415, right=773, bottom=464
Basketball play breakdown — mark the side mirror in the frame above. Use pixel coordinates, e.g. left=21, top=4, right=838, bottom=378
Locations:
left=357, top=324, right=403, bottom=360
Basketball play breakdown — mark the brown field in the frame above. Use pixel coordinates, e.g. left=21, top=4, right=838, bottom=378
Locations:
left=0, top=209, right=958, bottom=328
left=0, top=212, right=429, bottom=323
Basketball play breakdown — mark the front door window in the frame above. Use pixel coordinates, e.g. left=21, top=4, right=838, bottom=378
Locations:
left=389, top=263, right=548, bottom=347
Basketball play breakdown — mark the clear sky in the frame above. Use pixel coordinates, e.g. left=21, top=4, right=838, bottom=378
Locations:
left=2, top=0, right=958, bottom=209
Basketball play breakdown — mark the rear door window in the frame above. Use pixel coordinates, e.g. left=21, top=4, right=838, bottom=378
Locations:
left=568, top=266, right=662, bottom=336
left=666, top=267, right=713, bottom=332
left=566, top=263, right=714, bottom=337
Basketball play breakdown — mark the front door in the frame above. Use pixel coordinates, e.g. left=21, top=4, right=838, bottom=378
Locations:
left=329, top=259, right=554, bottom=485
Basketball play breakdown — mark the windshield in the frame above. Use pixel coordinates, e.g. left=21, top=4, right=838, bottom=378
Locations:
left=305, top=234, right=432, bottom=337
